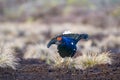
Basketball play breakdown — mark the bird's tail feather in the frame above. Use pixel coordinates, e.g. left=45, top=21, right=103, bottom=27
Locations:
left=77, top=34, right=88, bottom=41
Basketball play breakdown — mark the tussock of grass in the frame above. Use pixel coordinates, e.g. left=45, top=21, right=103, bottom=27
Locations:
left=74, top=51, right=112, bottom=69
left=48, top=50, right=112, bottom=69
left=24, top=44, right=53, bottom=60
left=49, top=55, right=74, bottom=68
left=0, top=45, right=19, bottom=69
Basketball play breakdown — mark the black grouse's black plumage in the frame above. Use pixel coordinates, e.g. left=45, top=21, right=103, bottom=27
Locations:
left=47, top=33, right=88, bottom=58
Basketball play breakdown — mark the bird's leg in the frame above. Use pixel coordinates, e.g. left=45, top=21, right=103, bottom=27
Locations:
left=61, top=58, right=65, bottom=63
left=63, top=57, right=72, bottom=65
left=69, top=57, right=73, bottom=62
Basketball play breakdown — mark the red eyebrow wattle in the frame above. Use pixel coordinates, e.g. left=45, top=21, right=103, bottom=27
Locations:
left=57, top=37, right=62, bottom=41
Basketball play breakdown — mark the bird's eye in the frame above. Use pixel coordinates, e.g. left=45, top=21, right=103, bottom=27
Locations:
left=57, top=37, right=62, bottom=41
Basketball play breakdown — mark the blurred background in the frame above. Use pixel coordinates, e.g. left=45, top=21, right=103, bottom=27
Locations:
left=0, top=0, right=120, bottom=60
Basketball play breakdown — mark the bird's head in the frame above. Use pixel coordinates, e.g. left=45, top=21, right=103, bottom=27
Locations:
left=47, top=36, right=63, bottom=48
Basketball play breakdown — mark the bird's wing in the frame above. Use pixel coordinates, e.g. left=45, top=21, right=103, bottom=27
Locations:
left=47, top=33, right=88, bottom=48
left=57, top=33, right=88, bottom=42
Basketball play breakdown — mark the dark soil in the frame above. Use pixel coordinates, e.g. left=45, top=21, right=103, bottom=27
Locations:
left=0, top=54, right=120, bottom=80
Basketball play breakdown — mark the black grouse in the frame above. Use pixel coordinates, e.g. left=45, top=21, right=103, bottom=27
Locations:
left=47, top=32, right=88, bottom=58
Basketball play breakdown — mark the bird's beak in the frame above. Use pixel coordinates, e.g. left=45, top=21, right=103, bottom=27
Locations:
left=47, top=38, right=57, bottom=48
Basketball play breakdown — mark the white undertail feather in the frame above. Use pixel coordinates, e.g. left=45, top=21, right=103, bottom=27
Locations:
left=63, top=31, right=72, bottom=34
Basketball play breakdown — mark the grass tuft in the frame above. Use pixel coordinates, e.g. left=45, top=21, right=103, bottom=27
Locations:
left=47, top=53, right=75, bottom=68
left=47, top=49, right=112, bottom=69
left=74, top=50, right=112, bottom=69
left=0, top=44, right=19, bottom=69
